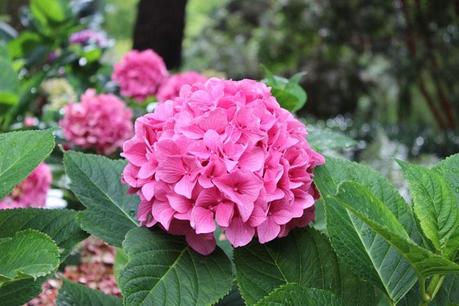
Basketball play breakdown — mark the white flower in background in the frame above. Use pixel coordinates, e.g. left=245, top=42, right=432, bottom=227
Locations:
left=41, top=78, right=77, bottom=111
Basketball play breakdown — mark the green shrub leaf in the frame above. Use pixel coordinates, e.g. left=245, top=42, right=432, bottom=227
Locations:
left=0, top=130, right=55, bottom=199
left=234, top=227, right=377, bottom=305
left=307, top=125, right=356, bottom=152
left=0, top=208, right=87, bottom=259
left=330, top=181, right=459, bottom=278
left=0, top=229, right=59, bottom=284
left=399, top=161, right=459, bottom=257
left=263, top=72, right=307, bottom=113
left=314, top=157, right=418, bottom=302
left=254, top=284, right=345, bottom=306
left=64, top=151, right=139, bottom=247
left=119, top=227, right=233, bottom=306
left=57, top=279, right=122, bottom=306
left=0, top=278, right=43, bottom=306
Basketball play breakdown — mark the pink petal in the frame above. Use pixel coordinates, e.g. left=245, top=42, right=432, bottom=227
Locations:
left=156, top=160, right=184, bottom=183
left=166, top=194, right=192, bottom=213
left=191, top=207, right=216, bottom=234
left=257, top=219, right=281, bottom=243
left=174, top=175, right=197, bottom=199
left=152, top=201, right=175, bottom=230
left=238, top=146, right=264, bottom=172
left=138, top=162, right=156, bottom=179
left=185, top=232, right=216, bottom=255
left=224, top=217, right=255, bottom=247
left=215, top=201, right=234, bottom=227
left=141, top=182, right=155, bottom=201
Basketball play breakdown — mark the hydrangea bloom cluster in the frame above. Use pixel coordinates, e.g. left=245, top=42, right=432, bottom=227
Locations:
left=0, top=163, right=52, bottom=209
left=69, top=29, right=108, bottom=48
left=60, top=89, right=133, bottom=155
left=122, top=78, right=324, bottom=255
left=112, top=50, right=168, bottom=102
left=157, top=71, right=207, bottom=102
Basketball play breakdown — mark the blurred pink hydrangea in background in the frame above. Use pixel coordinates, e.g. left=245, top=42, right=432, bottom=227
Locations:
left=122, top=78, right=324, bottom=255
left=0, top=163, right=52, bottom=209
left=157, top=71, right=207, bottom=102
left=69, top=29, right=109, bottom=48
left=112, top=49, right=168, bottom=102
left=60, top=89, right=133, bottom=155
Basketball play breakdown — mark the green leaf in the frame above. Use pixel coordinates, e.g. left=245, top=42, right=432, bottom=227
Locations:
left=432, top=273, right=459, bottom=305
left=0, top=54, right=18, bottom=106
left=254, top=284, right=345, bottom=306
left=114, top=248, right=128, bottom=285
left=57, top=279, right=122, bottom=306
left=435, top=153, right=459, bottom=202
left=314, top=157, right=418, bottom=302
left=330, top=181, right=459, bottom=278
left=399, top=161, right=459, bottom=257
left=0, top=130, right=55, bottom=199
left=0, top=208, right=88, bottom=259
left=307, top=125, right=357, bottom=152
left=0, top=229, right=60, bottom=284
left=0, top=278, right=43, bottom=306
left=434, top=154, right=459, bottom=259
left=234, top=227, right=377, bottom=305
left=119, top=227, right=233, bottom=306
left=64, top=151, right=139, bottom=247
left=263, top=74, right=307, bottom=112
left=30, top=0, right=70, bottom=36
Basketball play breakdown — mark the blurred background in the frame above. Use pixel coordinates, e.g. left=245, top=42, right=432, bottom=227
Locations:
left=1, top=0, right=458, bottom=163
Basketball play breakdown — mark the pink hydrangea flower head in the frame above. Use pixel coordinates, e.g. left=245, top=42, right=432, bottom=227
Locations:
left=112, top=49, right=168, bottom=102
left=0, top=163, right=52, bottom=209
left=69, top=29, right=109, bottom=48
left=157, top=71, right=207, bottom=102
left=60, top=89, right=133, bottom=155
left=121, top=78, right=324, bottom=255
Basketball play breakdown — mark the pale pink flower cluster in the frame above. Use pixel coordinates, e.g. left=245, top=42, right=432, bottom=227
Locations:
left=0, top=163, right=52, bottom=209
left=122, top=78, right=324, bottom=255
left=69, top=29, right=109, bottom=48
left=112, top=50, right=168, bottom=102
left=157, top=71, right=207, bottom=102
left=60, top=89, right=133, bottom=155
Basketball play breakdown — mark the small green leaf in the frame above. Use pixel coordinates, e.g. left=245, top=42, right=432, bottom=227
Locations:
left=314, top=157, right=418, bottom=303
left=263, top=73, right=307, bottom=112
left=0, top=229, right=60, bottom=284
left=235, top=227, right=377, bottom=305
left=307, top=125, right=357, bottom=152
left=64, top=151, right=139, bottom=247
left=255, top=284, right=345, bottom=306
left=331, top=182, right=459, bottom=278
left=399, top=161, right=459, bottom=257
left=119, top=227, right=233, bottom=306
left=57, top=279, right=122, bottom=306
left=0, top=54, right=18, bottom=106
left=0, top=208, right=88, bottom=259
left=0, top=130, right=55, bottom=199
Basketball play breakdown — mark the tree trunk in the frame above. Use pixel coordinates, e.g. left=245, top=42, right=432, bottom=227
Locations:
left=132, top=0, right=187, bottom=70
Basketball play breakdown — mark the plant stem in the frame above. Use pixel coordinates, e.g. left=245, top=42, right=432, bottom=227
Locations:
left=418, top=274, right=445, bottom=306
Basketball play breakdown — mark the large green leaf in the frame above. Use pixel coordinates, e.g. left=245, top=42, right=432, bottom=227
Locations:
left=0, top=130, right=55, bottom=199
left=0, top=208, right=87, bottom=259
left=399, top=161, right=459, bottom=257
left=0, top=229, right=59, bottom=284
left=119, top=227, right=233, bottom=306
left=330, top=182, right=459, bottom=278
left=254, top=284, right=345, bottom=306
left=434, top=154, right=459, bottom=259
left=234, top=227, right=377, bottom=306
left=0, top=278, right=43, bottom=306
left=57, top=279, right=122, bottom=306
left=314, top=157, right=418, bottom=302
left=64, top=151, right=139, bottom=247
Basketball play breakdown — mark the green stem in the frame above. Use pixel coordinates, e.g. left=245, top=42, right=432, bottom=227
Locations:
left=418, top=274, right=445, bottom=306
